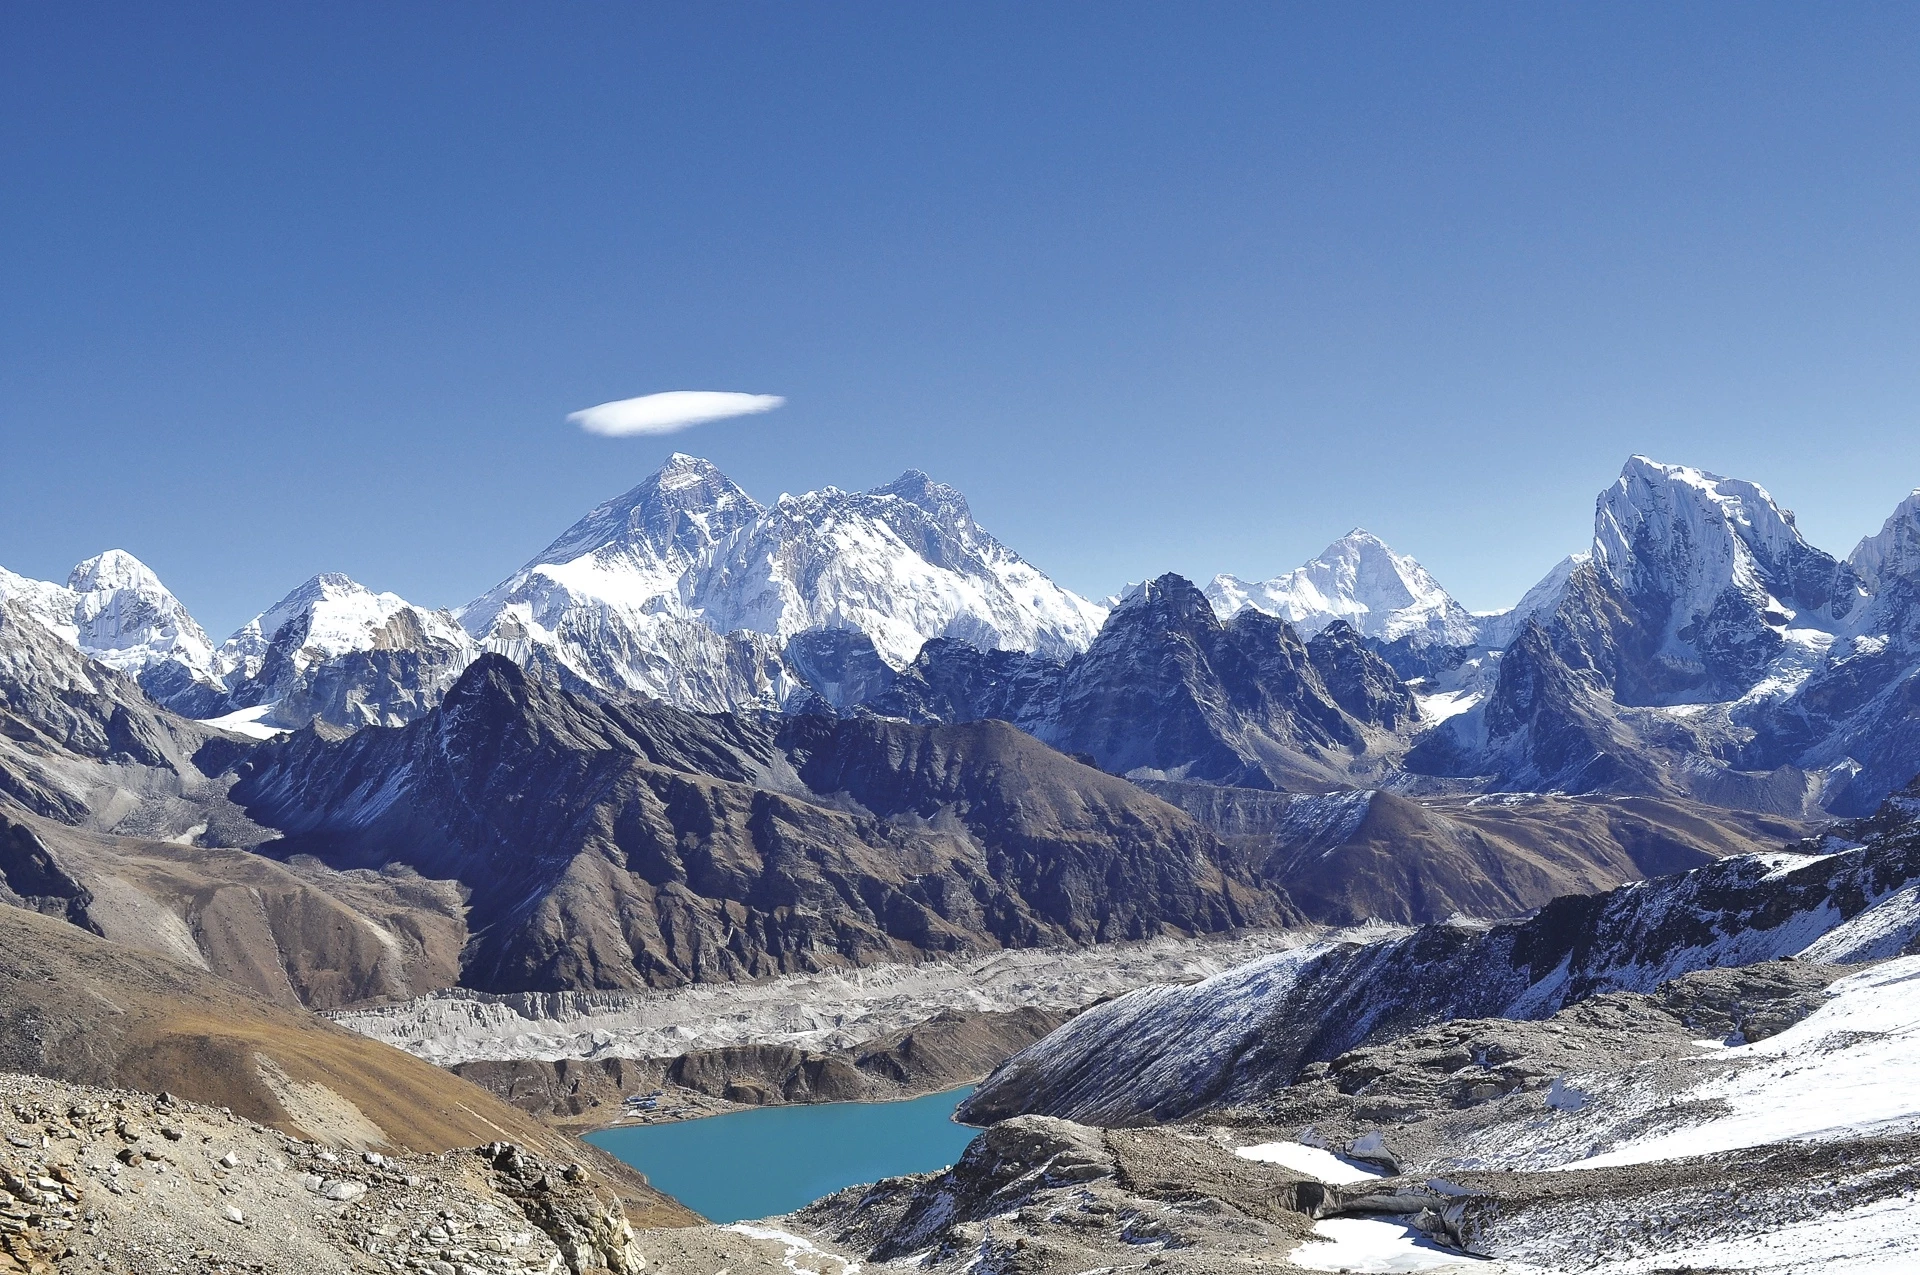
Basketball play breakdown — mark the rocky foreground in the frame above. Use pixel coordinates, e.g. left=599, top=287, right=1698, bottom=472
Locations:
left=0, top=1070, right=898, bottom=1275
left=777, top=957, right=1920, bottom=1273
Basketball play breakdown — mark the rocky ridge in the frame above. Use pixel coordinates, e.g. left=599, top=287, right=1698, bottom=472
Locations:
left=958, top=775, right=1920, bottom=1127
left=228, top=655, right=1281, bottom=992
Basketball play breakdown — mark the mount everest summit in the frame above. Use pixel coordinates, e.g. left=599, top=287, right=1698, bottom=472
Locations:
left=4, top=451, right=1920, bottom=815
left=458, top=454, right=1106, bottom=713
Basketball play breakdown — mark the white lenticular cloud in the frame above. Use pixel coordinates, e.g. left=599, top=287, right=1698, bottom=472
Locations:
left=569, top=390, right=785, bottom=437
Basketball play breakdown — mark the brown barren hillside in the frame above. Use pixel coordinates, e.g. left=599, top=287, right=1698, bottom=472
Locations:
left=0, top=905, right=696, bottom=1225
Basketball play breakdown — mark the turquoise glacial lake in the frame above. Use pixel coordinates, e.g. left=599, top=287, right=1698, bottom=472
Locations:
left=585, top=1086, right=980, bottom=1223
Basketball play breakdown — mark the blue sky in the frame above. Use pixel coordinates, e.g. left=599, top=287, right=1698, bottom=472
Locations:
left=5, top=3, right=1919, bottom=637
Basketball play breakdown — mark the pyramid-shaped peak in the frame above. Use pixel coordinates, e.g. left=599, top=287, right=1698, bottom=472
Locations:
left=654, top=451, right=727, bottom=482
left=1850, top=488, right=1920, bottom=590
left=521, top=455, right=764, bottom=572
left=68, top=549, right=167, bottom=595
left=1115, top=572, right=1215, bottom=621
left=869, top=469, right=973, bottom=526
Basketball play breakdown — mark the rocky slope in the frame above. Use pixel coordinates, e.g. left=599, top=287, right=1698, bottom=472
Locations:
left=958, top=776, right=1920, bottom=1127
left=1145, top=781, right=1810, bottom=924
left=787, top=957, right=1920, bottom=1274
left=228, top=655, right=1281, bottom=993
left=0, top=1071, right=698, bottom=1275
left=0, top=904, right=683, bottom=1211
left=0, top=598, right=226, bottom=829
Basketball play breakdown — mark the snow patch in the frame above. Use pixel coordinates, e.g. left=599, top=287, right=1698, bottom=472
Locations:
left=197, top=705, right=288, bottom=740
left=1290, top=1218, right=1477, bottom=1272
left=1564, top=955, right=1920, bottom=1169
left=1233, top=1141, right=1384, bottom=1185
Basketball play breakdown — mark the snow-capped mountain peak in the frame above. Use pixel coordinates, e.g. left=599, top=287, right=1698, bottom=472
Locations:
left=67, top=548, right=165, bottom=596
left=220, top=574, right=470, bottom=680
left=1849, top=489, right=1920, bottom=592
left=209, top=573, right=477, bottom=728
left=1473, top=551, right=1590, bottom=650
left=533, top=451, right=763, bottom=570
left=1592, top=455, right=1863, bottom=629
left=868, top=469, right=973, bottom=531
left=455, top=457, right=1105, bottom=710
left=690, top=471, right=1107, bottom=667
left=1205, top=528, right=1478, bottom=650
left=0, top=550, right=216, bottom=695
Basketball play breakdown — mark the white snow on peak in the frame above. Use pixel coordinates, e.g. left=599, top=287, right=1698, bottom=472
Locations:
left=1206, top=529, right=1477, bottom=648
left=1473, top=552, right=1589, bottom=649
left=1849, top=488, right=1920, bottom=592
left=691, top=475, right=1107, bottom=667
left=216, top=573, right=473, bottom=686
left=0, top=566, right=84, bottom=645
left=457, top=455, right=1105, bottom=708
left=0, top=551, right=216, bottom=684
left=1592, top=456, right=1862, bottom=631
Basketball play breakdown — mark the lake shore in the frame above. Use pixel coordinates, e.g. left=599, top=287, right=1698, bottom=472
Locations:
left=587, top=1086, right=981, bottom=1225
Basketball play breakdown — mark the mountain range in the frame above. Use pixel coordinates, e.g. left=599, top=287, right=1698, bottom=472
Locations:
left=6, top=446, right=1920, bottom=1267
left=1, top=451, right=1918, bottom=1004
left=7, top=452, right=1913, bottom=819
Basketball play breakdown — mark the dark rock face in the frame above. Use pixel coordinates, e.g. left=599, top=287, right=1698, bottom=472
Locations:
left=958, top=779, right=1920, bottom=1127
left=229, top=655, right=1284, bottom=992
left=852, top=575, right=1418, bottom=792
left=0, top=599, right=213, bottom=821
left=0, top=814, right=99, bottom=931
left=863, top=638, right=1063, bottom=730
left=1305, top=621, right=1421, bottom=731
left=779, top=627, right=900, bottom=713
left=1407, top=580, right=1834, bottom=814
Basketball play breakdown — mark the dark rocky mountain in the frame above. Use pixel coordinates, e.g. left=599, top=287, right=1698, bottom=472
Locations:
left=959, top=777, right=1920, bottom=1127
left=228, top=654, right=1284, bottom=993
left=851, top=574, right=1419, bottom=791
left=0, top=597, right=225, bottom=824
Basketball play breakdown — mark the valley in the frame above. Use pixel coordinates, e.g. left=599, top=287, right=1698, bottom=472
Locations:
left=2, top=451, right=1920, bottom=1271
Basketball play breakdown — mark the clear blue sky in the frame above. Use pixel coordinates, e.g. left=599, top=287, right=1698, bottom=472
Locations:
left=5, top=3, right=1919, bottom=637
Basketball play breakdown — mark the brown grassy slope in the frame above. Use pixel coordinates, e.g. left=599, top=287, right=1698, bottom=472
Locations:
left=0, top=904, right=696, bottom=1225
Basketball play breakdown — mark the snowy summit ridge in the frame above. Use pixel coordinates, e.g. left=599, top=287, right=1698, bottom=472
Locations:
left=0, top=549, right=218, bottom=704
left=1206, top=528, right=1479, bottom=651
left=457, top=453, right=1107, bottom=711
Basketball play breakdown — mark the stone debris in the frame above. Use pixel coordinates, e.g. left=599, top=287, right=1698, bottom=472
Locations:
left=0, top=1070, right=658, bottom=1274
